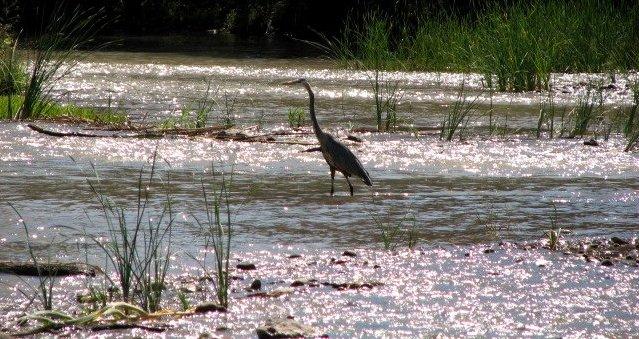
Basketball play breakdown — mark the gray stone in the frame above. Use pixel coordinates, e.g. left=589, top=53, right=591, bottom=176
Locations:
left=194, top=302, right=227, bottom=313
left=256, top=318, right=318, bottom=338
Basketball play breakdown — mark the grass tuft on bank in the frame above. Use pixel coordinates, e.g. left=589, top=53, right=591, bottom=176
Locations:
left=0, top=95, right=127, bottom=124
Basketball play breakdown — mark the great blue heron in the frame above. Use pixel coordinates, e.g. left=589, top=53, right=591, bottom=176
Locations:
left=283, top=78, right=372, bottom=196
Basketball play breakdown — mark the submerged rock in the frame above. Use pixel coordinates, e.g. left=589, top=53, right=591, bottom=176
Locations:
left=583, top=139, right=599, bottom=146
left=611, top=237, right=628, bottom=245
left=237, top=262, right=257, bottom=270
left=601, top=259, right=614, bottom=267
left=256, top=318, right=318, bottom=339
left=194, top=302, right=227, bottom=313
left=250, top=279, right=262, bottom=290
left=342, top=250, right=357, bottom=257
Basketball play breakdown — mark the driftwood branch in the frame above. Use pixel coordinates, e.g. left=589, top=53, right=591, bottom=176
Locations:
left=0, top=261, right=102, bottom=277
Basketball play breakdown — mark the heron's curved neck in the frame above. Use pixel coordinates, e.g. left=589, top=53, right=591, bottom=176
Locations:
left=304, top=84, right=323, bottom=139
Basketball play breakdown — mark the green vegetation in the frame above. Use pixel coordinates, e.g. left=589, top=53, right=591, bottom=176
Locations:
left=324, top=1, right=639, bottom=92
left=624, top=82, right=639, bottom=151
left=0, top=34, right=27, bottom=95
left=192, top=167, right=234, bottom=309
left=371, top=207, right=418, bottom=251
left=87, top=153, right=174, bottom=312
left=287, top=107, right=306, bottom=129
left=440, top=84, right=480, bottom=141
left=0, top=95, right=126, bottom=123
left=0, top=8, right=112, bottom=122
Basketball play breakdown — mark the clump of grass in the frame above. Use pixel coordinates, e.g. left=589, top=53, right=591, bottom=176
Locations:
left=18, top=7, right=104, bottom=120
left=371, top=208, right=418, bottom=251
left=536, top=92, right=557, bottom=139
left=0, top=95, right=127, bottom=123
left=440, top=84, right=480, bottom=141
left=220, top=92, right=237, bottom=128
left=191, top=165, right=234, bottom=309
left=319, top=1, right=639, bottom=92
left=624, top=81, right=639, bottom=152
left=0, top=35, right=27, bottom=96
left=569, top=87, right=604, bottom=138
left=287, top=107, right=306, bottom=129
left=86, top=152, right=175, bottom=312
left=370, top=69, right=402, bottom=132
left=544, top=203, right=563, bottom=250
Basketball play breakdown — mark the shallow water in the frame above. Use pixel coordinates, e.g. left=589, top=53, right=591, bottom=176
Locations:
left=1, top=43, right=638, bottom=336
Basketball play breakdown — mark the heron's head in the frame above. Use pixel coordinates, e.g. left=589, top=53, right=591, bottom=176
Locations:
left=282, top=78, right=311, bottom=90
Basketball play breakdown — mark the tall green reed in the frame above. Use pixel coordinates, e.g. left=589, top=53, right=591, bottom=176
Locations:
left=319, top=1, right=639, bottom=92
left=86, top=152, right=174, bottom=312
left=440, top=84, right=480, bottom=141
left=18, top=7, right=104, bottom=120
left=192, top=165, right=234, bottom=309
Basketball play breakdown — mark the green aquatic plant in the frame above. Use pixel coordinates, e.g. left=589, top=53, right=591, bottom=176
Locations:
left=19, top=7, right=105, bottom=120
left=86, top=152, right=175, bottom=312
left=624, top=81, right=639, bottom=152
left=440, top=83, right=480, bottom=141
left=0, top=95, right=127, bottom=123
left=192, top=165, right=234, bottom=309
left=287, top=107, right=306, bottom=129
left=0, top=35, right=27, bottom=97
left=569, top=87, right=604, bottom=138
left=370, top=69, right=402, bottom=132
left=371, top=208, right=419, bottom=251
left=536, top=92, right=557, bottom=139
left=318, top=1, right=639, bottom=92
left=220, top=92, right=237, bottom=128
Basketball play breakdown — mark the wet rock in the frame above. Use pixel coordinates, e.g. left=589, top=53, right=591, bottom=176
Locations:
left=373, top=264, right=381, bottom=269
left=483, top=248, right=495, bottom=254
left=179, top=284, right=201, bottom=293
left=250, top=279, right=262, bottom=290
left=611, top=237, right=628, bottom=245
left=342, top=250, right=357, bottom=257
left=194, top=302, right=227, bottom=313
left=323, top=281, right=383, bottom=290
left=601, top=259, right=614, bottom=267
left=288, top=254, right=302, bottom=259
left=247, top=288, right=294, bottom=299
left=583, top=139, right=599, bottom=146
left=290, top=280, right=306, bottom=287
left=290, top=279, right=318, bottom=288
left=331, top=259, right=347, bottom=265
left=346, top=135, right=363, bottom=143
left=236, top=262, right=256, bottom=271
left=599, top=83, right=618, bottom=90
left=256, top=318, right=318, bottom=339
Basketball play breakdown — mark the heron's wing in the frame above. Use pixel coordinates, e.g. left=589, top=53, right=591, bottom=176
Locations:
left=324, top=135, right=372, bottom=186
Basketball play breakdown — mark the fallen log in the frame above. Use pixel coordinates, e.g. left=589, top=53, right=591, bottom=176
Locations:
left=0, top=261, right=103, bottom=277
left=27, top=124, right=317, bottom=146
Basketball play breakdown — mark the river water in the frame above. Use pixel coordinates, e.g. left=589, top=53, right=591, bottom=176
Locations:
left=0, top=40, right=638, bottom=336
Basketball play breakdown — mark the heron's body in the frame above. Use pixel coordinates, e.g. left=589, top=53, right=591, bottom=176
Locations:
left=285, top=78, right=372, bottom=196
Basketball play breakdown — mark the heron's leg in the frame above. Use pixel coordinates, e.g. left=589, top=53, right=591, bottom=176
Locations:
left=330, top=167, right=336, bottom=196
left=345, top=175, right=354, bottom=196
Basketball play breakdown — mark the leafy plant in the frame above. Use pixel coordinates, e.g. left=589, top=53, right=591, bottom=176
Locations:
left=287, top=107, right=306, bottom=129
